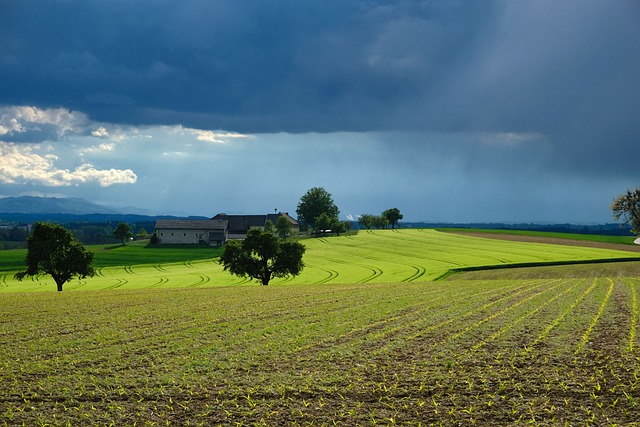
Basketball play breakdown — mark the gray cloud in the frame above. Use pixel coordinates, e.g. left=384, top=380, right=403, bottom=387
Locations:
left=1, top=1, right=638, bottom=221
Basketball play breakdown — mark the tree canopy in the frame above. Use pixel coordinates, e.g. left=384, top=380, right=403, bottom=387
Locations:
left=612, top=187, right=640, bottom=235
left=275, top=215, right=292, bottom=238
left=296, top=187, right=339, bottom=230
left=113, top=222, right=133, bottom=245
left=383, top=208, right=404, bottom=229
left=219, top=229, right=305, bottom=286
left=15, top=222, right=95, bottom=291
left=358, top=213, right=375, bottom=230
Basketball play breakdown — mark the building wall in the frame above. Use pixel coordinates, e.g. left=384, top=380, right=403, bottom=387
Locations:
left=157, top=228, right=205, bottom=244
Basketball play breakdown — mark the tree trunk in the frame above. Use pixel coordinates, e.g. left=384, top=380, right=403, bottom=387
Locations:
left=54, top=278, right=64, bottom=292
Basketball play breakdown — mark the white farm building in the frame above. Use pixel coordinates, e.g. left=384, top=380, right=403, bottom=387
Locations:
left=154, top=219, right=228, bottom=246
left=153, top=212, right=299, bottom=246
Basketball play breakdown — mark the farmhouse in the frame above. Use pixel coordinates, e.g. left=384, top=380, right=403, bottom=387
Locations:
left=211, top=212, right=299, bottom=239
left=154, top=219, right=228, bottom=246
left=153, top=212, right=299, bottom=245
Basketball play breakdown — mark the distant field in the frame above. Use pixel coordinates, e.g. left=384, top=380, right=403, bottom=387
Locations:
left=0, top=240, right=224, bottom=272
left=2, top=273, right=639, bottom=425
left=2, top=229, right=640, bottom=292
left=441, top=227, right=638, bottom=245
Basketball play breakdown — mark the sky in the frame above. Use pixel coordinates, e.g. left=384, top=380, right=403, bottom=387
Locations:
left=1, top=0, right=639, bottom=223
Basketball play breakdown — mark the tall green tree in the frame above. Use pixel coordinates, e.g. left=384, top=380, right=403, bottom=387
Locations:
left=275, top=215, right=292, bottom=238
left=315, top=212, right=335, bottom=234
left=296, top=187, right=339, bottom=230
left=383, top=208, right=404, bottom=229
left=219, top=229, right=305, bottom=286
left=373, top=215, right=389, bottom=229
left=612, top=187, right=640, bottom=235
left=14, top=222, right=95, bottom=292
left=113, top=222, right=133, bottom=245
left=358, top=213, right=375, bottom=230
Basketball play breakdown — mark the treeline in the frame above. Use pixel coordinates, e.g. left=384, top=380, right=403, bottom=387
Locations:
left=357, top=208, right=404, bottom=230
left=0, top=213, right=210, bottom=247
left=0, top=219, right=160, bottom=247
left=66, top=220, right=156, bottom=245
left=0, top=226, right=30, bottom=249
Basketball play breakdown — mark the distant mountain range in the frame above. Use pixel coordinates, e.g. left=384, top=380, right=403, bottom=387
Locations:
left=0, top=196, right=208, bottom=224
left=0, top=196, right=123, bottom=215
left=0, top=196, right=633, bottom=237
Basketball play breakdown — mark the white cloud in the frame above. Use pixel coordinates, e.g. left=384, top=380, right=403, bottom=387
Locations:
left=164, top=125, right=251, bottom=143
left=0, top=141, right=137, bottom=187
left=91, top=126, right=110, bottom=138
left=0, top=105, right=89, bottom=139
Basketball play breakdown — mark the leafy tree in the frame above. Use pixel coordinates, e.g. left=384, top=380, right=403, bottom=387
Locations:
left=296, top=187, right=339, bottom=230
left=383, top=208, right=404, bottom=229
left=373, top=215, right=389, bottom=229
left=333, top=219, right=347, bottom=236
left=136, top=227, right=149, bottom=239
left=14, top=222, right=95, bottom=292
left=219, top=229, right=305, bottom=286
left=612, top=187, right=640, bottom=235
left=315, top=212, right=335, bottom=234
left=358, top=213, right=375, bottom=230
left=113, top=222, right=133, bottom=245
left=275, top=215, right=292, bottom=238
left=264, top=219, right=274, bottom=234
left=316, top=213, right=347, bottom=236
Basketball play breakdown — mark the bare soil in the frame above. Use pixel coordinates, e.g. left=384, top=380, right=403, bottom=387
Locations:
left=446, top=230, right=640, bottom=252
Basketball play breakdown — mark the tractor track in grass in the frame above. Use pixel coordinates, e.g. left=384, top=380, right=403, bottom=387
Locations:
left=401, top=264, right=427, bottom=282
left=187, top=273, right=211, bottom=287
left=314, top=255, right=384, bottom=283
left=65, top=280, right=88, bottom=291
left=104, top=278, right=129, bottom=290
left=360, top=266, right=383, bottom=283
left=315, top=267, right=339, bottom=284
left=144, top=276, right=169, bottom=288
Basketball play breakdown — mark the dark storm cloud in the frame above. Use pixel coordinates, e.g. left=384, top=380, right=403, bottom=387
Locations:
left=1, top=0, right=639, bottom=176
left=0, top=0, right=489, bottom=131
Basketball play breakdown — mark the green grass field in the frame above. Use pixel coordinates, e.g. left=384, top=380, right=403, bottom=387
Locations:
left=2, top=229, right=640, bottom=425
left=1, top=229, right=639, bottom=292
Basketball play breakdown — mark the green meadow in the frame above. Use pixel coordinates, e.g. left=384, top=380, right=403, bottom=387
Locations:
left=1, top=229, right=639, bottom=292
left=2, top=229, right=640, bottom=425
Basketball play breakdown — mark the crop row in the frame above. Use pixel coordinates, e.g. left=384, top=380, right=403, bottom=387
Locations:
left=1, top=276, right=639, bottom=425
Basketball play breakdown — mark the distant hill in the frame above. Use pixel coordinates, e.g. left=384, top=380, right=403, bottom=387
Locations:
left=0, top=196, right=121, bottom=215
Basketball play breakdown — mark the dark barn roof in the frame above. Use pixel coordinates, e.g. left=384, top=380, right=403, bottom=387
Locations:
left=155, top=219, right=228, bottom=230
